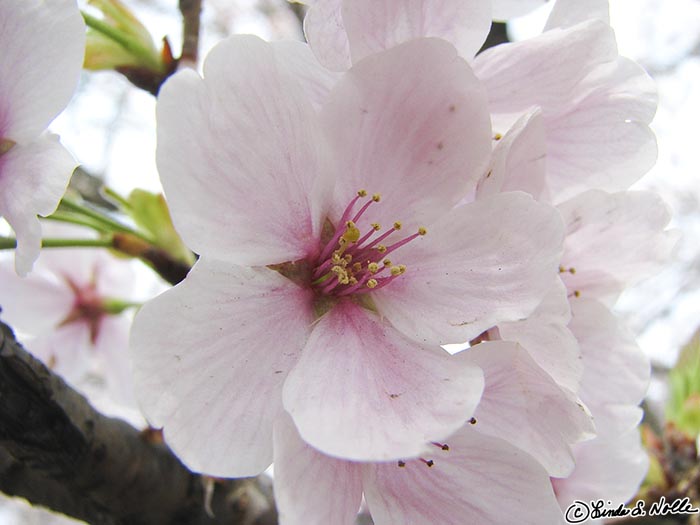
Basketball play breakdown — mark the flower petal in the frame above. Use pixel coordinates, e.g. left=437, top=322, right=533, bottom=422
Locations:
left=130, top=259, right=315, bottom=476
left=569, top=298, right=650, bottom=409
left=0, top=258, right=73, bottom=335
left=283, top=301, right=483, bottom=461
left=341, top=0, right=491, bottom=64
left=0, top=0, right=85, bottom=142
left=303, top=0, right=352, bottom=71
left=322, top=38, right=491, bottom=232
left=553, top=427, right=648, bottom=511
left=558, top=190, right=677, bottom=302
left=273, top=413, right=363, bottom=525
left=373, top=192, right=564, bottom=345
left=270, top=41, right=342, bottom=111
left=156, top=35, right=332, bottom=266
left=498, top=278, right=583, bottom=392
left=476, top=108, right=547, bottom=201
left=464, top=341, right=594, bottom=477
left=363, top=428, right=565, bottom=525
left=474, top=21, right=618, bottom=116
left=0, top=134, right=77, bottom=275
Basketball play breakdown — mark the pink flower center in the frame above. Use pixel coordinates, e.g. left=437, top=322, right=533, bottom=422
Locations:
left=311, top=190, right=426, bottom=297
left=60, top=276, right=106, bottom=345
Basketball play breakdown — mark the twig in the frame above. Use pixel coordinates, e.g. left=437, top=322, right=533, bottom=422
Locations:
left=179, top=0, right=202, bottom=68
left=0, top=320, right=277, bottom=525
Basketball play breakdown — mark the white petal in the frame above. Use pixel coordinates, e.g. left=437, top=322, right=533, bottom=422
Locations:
left=273, top=413, right=362, bottom=525
left=130, top=259, right=315, bottom=476
left=283, top=301, right=484, bottom=461
left=373, top=192, right=564, bottom=345
left=363, top=428, right=565, bottom=525
left=0, top=0, right=85, bottom=142
left=464, top=341, right=594, bottom=477
left=303, top=0, right=352, bottom=71
left=0, top=134, right=77, bottom=275
left=322, top=38, right=491, bottom=233
left=476, top=108, right=547, bottom=200
left=341, top=0, right=491, bottom=63
left=156, top=35, right=332, bottom=266
left=569, top=298, right=650, bottom=409
left=553, top=427, right=648, bottom=511
left=498, top=278, right=583, bottom=392
left=558, top=190, right=677, bottom=302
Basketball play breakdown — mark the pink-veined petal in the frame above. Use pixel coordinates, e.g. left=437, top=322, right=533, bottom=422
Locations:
left=544, top=0, right=610, bottom=30
left=341, top=0, right=491, bottom=64
left=474, top=21, right=618, bottom=116
left=322, top=38, right=491, bottom=233
left=476, top=108, right=547, bottom=200
left=363, top=428, right=565, bottom=525
left=130, top=259, right=315, bottom=476
left=558, top=190, right=677, bottom=302
left=373, top=192, right=564, bottom=345
left=94, top=314, right=137, bottom=407
left=569, top=298, right=650, bottom=409
left=0, top=258, right=73, bottom=335
left=270, top=40, right=342, bottom=112
left=498, top=278, right=583, bottom=392
left=0, top=134, right=77, bottom=275
left=0, top=0, right=85, bottom=142
left=553, top=427, right=648, bottom=512
left=303, top=0, right=352, bottom=72
left=156, top=35, right=332, bottom=266
left=273, top=413, right=363, bottom=525
left=283, top=300, right=483, bottom=461
left=464, top=341, right=594, bottom=477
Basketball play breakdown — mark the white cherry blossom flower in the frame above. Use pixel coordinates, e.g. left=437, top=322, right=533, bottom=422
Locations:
left=130, top=35, right=565, bottom=476
left=0, top=0, right=85, bottom=275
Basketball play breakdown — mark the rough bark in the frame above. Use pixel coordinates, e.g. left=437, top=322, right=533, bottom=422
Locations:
left=0, top=319, right=277, bottom=525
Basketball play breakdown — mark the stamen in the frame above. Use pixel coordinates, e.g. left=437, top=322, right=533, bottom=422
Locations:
left=397, top=460, right=406, bottom=468
left=468, top=417, right=477, bottom=425
left=420, top=458, right=434, bottom=467
left=351, top=192, right=381, bottom=222
left=432, top=442, right=450, bottom=451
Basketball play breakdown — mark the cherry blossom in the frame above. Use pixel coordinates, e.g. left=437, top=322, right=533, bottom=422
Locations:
left=0, top=236, right=145, bottom=405
left=130, top=35, right=565, bottom=476
left=0, top=0, right=85, bottom=275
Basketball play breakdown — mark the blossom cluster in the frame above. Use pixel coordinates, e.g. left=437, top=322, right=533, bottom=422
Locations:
left=0, top=0, right=677, bottom=524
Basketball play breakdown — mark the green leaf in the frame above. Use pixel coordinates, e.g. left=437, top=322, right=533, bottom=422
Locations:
left=667, top=330, right=700, bottom=436
left=125, top=189, right=195, bottom=266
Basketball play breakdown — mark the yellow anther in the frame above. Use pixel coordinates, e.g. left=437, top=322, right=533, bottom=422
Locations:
left=390, top=266, right=403, bottom=276
left=376, top=245, right=387, bottom=253
left=393, top=221, right=402, bottom=230
left=331, top=265, right=344, bottom=275
left=398, top=264, right=407, bottom=274
left=368, top=262, right=379, bottom=274
left=348, top=277, right=358, bottom=285
left=344, top=254, right=353, bottom=263
left=352, top=262, right=362, bottom=273
left=367, top=279, right=378, bottom=289
left=383, top=259, right=392, bottom=267
left=357, top=189, right=367, bottom=197
left=494, top=133, right=503, bottom=140
left=341, top=221, right=361, bottom=244
left=418, top=227, right=427, bottom=236
left=569, top=267, right=576, bottom=275
left=332, top=252, right=342, bottom=264
left=559, top=265, right=566, bottom=273
left=574, top=290, right=581, bottom=297
left=371, top=223, right=381, bottom=231
left=372, top=193, right=381, bottom=202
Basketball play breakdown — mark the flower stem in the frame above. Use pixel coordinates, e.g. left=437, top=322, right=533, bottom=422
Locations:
left=0, top=237, right=113, bottom=250
left=58, top=198, right=154, bottom=243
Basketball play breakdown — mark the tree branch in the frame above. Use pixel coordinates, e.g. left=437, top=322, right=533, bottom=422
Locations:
left=179, top=0, right=202, bottom=67
left=0, top=319, right=277, bottom=525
